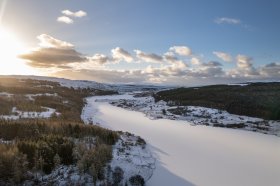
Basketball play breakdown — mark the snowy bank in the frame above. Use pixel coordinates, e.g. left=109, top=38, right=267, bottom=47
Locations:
left=109, top=94, right=280, bottom=136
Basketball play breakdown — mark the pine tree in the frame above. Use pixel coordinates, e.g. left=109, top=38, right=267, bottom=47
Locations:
left=89, top=164, right=98, bottom=186
left=53, top=153, right=61, bottom=169
left=13, top=153, right=28, bottom=183
left=112, top=166, right=124, bottom=185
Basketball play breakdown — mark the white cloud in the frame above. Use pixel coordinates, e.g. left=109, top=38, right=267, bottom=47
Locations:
left=213, top=51, right=232, bottom=62
left=236, top=54, right=252, bottom=68
left=169, top=46, right=192, bottom=56
left=191, top=57, right=201, bottom=65
left=37, top=34, right=74, bottom=49
left=111, top=47, right=133, bottom=63
left=215, top=17, right=241, bottom=25
left=134, top=49, right=163, bottom=63
left=57, top=10, right=87, bottom=24
left=62, top=10, right=87, bottom=17
left=226, top=54, right=259, bottom=77
left=57, top=16, right=73, bottom=24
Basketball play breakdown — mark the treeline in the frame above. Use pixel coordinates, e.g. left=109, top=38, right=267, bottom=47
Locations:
left=0, top=120, right=118, bottom=144
left=154, top=82, right=280, bottom=120
left=0, top=120, right=119, bottom=184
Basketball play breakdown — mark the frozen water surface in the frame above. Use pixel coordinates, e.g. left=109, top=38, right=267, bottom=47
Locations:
left=82, top=95, right=280, bottom=186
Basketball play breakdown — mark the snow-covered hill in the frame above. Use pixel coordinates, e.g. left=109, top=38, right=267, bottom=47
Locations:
left=1, top=75, right=169, bottom=92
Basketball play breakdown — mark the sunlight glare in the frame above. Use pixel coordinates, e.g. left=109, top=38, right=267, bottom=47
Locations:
left=0, top=27, right=36, bottom=75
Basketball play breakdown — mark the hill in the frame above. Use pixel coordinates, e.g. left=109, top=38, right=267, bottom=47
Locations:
left=154, top=82, right=280, bottom=120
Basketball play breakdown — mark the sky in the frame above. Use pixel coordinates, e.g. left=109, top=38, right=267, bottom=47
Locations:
left=0, top=0, right=279, bottom=86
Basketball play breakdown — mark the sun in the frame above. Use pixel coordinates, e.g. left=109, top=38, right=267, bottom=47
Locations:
left=0, top=27, right=36, bottom=75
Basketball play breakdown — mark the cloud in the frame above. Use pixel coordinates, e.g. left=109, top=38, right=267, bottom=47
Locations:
left=57, top=16, right=73, bottom=24
left=20, top=48, right=85, bottom=68
left=185, top=60, right=225, bottom=78
left=37, top=34, right=74, bottom=48
left=169, top=46, right=192, bottom=56
left=201, top=61, right=222, bottom=67
left=134, top=49, right=163, bottom=63
left=163, top=52, right=179, bottom=63
left=20, top=36, right=279, bottom=85
left=191, top=67, right=224, bottom=78
left=215, top=17, right=241, bottom=25
left=62, top=10, right=87, bottom=17
left=19, top=34, right=86, bottom=69
left=88, top=54, right=110, bottom=65
left=55, top=69, right=147, bottom=84
left=213, top=51, right=232, bottom=62
left=191, top=57, right=201, bottom=65
left=163, top=61, right=188, bottom=76
left=259, top=62, right=280, bottom=77
left=236, top=54, right=253, bottom=68
left=111, top=47, right=133, bottom=63
left=57, top=10, right=87, bottom=24
left=226, top=55, right=259, bottom=77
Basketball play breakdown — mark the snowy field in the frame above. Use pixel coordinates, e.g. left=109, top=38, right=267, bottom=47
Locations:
left=82, top=94, right=280, bottom=186
left=0, top=107, right=59, bottom=120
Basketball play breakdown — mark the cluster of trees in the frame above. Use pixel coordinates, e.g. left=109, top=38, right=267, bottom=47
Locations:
left=154, top=82, right=280, bottom=120
left=76, top=144, right=112, bottom=185
left=0, top=119, right=119, bottom=184
left=0, top=97, right=13, bottom=115
left=110, top=166, right=145, bottom=186
left=17, top=135, right=74, bottom=173
left=0, top=144, right=28, bottom=184
left=0, top=120, right=119, bottom=146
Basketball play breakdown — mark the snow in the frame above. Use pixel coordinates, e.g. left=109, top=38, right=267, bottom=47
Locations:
left=227, top=83, right=249, bottom=86
left=25, top=93, right=59, bottom=101
left=108, top=94, right=280, bottom=136
left=0, top=139, right=13, bottom=144
left=23, top=133, right=154, bottom=186
left=34, top=85, right=54, bottom=89
left=0, top=92, right=13, bottom=98
left=110, top=133, right=156, bottom=184
left=5, top=75, right=112, bottom=90
left=0, top=107, right=59, bottom=120
left=82, top=94, right=280, bottom=186
left=30, top=165, right=94, bottom=186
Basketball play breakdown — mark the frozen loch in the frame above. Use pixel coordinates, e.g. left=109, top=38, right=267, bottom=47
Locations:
left=82, top=94, right=280, bottom=186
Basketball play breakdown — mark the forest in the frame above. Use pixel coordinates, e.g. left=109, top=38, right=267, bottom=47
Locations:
left=154, top=82, right=280, bottom=120
left=0, top=78, right=126, bottom=185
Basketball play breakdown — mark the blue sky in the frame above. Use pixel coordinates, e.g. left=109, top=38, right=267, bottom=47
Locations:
left=1, top=0, right=280, bottom=85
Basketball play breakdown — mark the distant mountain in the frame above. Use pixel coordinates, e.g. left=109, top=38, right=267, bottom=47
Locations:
left=0, top=75, right=170, bottom=93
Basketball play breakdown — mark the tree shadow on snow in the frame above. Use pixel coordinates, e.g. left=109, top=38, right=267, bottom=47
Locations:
left=147, top=144, right=196, bottom=186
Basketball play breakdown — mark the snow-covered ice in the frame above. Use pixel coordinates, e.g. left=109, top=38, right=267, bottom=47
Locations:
left=82, top=94, right=280, bottom=186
